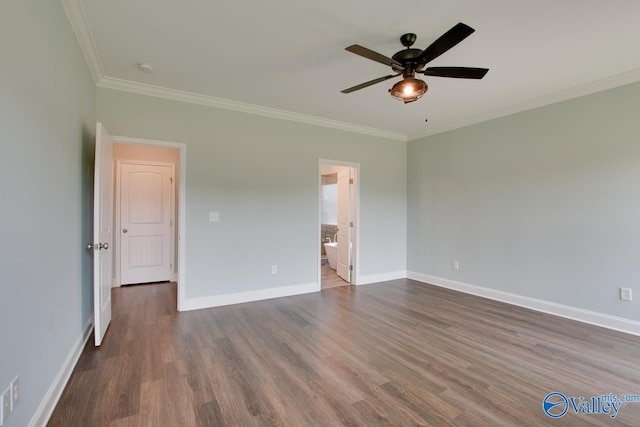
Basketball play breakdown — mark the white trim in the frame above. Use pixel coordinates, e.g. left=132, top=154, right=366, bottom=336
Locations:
left=318, top=160, right=360, bottom=288
left=29, top=316, right=93, bottom=427
left=181, top=282, right=318, bottom=311
left=407, top=271, right=640, bottom=337
left=112, top=135, right=187, bottom=311
left=99, top=77, right=407, bottom=141
left=408, top=67, right=640, bottom=141
left=357, top=270, right=407, bottom=286
left=60, top=0, right=104, bottom=83
left=317, top=167, right=323, bottom=292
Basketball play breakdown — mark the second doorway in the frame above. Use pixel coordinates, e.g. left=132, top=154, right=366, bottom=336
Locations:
left=320, top=161, right=357, bottom=289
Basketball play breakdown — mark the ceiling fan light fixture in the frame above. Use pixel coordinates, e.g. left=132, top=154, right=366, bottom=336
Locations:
left=389, top=76, right=428, bottom=103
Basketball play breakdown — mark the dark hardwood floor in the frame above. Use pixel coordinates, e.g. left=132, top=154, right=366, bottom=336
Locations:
left=49, top=280, right=640, bottom=426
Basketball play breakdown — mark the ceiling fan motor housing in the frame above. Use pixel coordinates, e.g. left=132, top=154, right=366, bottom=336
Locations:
left=391, top=48, right=424, bottom=73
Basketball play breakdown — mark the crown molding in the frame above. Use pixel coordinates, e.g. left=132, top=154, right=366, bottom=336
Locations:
left=408, top=67, right=640, bottom=141
left=63, top=0, right=640, bottom=143
left=98, top=77, right=408, bottom=141
left=61, top=0, right=407, bottom=142
left=61, top=0, right=104, bottom=83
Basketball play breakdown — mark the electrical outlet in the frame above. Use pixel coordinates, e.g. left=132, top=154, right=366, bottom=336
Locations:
left=620, top=287, right=632, bottom=301
left=1, top=386, right=11, bottom=425
left=452, top=260, right=460, bottom=271
left=271, top=265, right=277, bottom=275
left=10, top=377, right=18, bottom=411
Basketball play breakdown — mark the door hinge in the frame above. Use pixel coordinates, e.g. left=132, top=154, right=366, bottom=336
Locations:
left=170, top=177, right=174, bottom=184
left=349, top=178, right=354, bottom=184
left=350, top=221, right=354, bottom=227
left=349, top=265, right=353, bottom=271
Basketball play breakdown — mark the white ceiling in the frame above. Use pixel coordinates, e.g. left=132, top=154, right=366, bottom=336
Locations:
left=65, top=0, right=640, bottom=140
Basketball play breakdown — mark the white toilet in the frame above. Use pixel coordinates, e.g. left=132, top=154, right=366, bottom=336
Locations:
left=324, top=242, right=337, bottom=270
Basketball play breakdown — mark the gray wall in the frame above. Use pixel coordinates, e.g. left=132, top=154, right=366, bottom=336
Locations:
left=408, top=81, right=640, bottom=321
left=96, top=88, right=407, bottom=298
left=0, top=1, right=96, bottom=426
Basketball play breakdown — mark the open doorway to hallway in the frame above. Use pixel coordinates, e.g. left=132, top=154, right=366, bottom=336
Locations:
left=112, top=142, right=179, bottom=288
left=319, top=160, right=358, bottom=290
left=91, top=126, right=186, bottom=347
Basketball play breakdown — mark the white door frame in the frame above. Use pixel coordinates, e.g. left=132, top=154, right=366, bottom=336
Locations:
left=114, top=160, right=176, bottom=287
left=113, top=135, right=187, bottom=311
left=318, top=159, right=360, bottom=289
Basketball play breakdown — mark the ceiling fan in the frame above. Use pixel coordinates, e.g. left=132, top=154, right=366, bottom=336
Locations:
left=341, top=23, right=488, bottom=105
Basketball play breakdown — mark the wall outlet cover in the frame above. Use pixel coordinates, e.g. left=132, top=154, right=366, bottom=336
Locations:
left=620, top=287, right=632, bottom=301
left=1, top=386, right=11, bottom=425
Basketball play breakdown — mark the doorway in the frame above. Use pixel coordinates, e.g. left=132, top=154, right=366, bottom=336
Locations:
left=92, top=125, right=187, bottom=346
left=319, top=160, right=359, bottom=290
left=110, top=136, right=187, bottom=309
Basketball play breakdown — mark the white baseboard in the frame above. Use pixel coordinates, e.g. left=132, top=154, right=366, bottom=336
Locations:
left=407, top=271, right=640, bottom=337
left=357, top=270, right=407, bottom=286
left=29, top=315, right=94, bottom=427
left=181, top=282, right=319, bottom=311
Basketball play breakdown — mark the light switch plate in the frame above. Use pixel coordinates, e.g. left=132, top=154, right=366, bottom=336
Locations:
left=209, top=211, right=220, bottom=222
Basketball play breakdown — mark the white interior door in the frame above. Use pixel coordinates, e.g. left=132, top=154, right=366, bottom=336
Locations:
left=120, top=163, right=173, bottom=285
left=336, top=168, right=352, bottom=282
left=93, top=123, right=113, bottom=346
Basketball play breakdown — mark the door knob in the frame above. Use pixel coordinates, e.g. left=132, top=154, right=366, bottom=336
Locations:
left=102, top=243, right=109, bottom=250
left=122, top=228, right=128, bottom=233
left=86, top=243, right=94, bottom=250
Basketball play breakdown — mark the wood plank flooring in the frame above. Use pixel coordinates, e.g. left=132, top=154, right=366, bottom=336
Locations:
left=321, top=262, right=349, bottom=289
left=49, top=280, right=640, bottom=426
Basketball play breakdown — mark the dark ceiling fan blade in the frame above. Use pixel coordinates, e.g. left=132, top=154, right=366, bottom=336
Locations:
left=421, top=66, right=489, bottom=79
left=345, top=45, right=404, bottom=68
left=416, top=23, right=475, bottom=66
left=341, top=74, right=400, bottom=94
